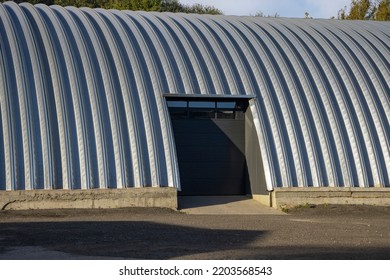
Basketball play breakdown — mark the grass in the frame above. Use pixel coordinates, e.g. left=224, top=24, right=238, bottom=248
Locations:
left=280, top=202, right=319, bottom=213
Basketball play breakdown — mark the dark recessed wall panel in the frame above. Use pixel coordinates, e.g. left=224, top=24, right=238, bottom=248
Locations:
left=245, top=108, right=267, bottom=195
left=172, top=119, right=246, bottom=195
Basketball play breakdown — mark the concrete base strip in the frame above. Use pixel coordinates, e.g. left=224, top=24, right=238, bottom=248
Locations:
left=0, top=188, right=178, bottom=210
left=273, top=187, right=390, bottom=208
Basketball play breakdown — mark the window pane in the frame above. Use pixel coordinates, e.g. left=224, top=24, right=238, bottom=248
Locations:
left=188, top=101, right=215, bottom=108
left=167, top=101, right=187, bottom=108
left=217, top=102, right=235, bottom=109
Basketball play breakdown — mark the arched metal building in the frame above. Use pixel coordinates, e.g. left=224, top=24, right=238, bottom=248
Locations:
left=0, top=2, right=389, bottom=199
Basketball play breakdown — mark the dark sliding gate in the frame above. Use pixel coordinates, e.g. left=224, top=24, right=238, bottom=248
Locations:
left=167, top=98, right=248, bottom=195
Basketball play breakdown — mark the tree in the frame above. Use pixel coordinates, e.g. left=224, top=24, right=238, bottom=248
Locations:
left=337, top=6, right=347, bottom=19
left=159, top=0, right=182, bottom=12
left=304, top=11, right=312, bottom=19
left=337, top=0, right=389, bottom=20
left=158, top=0, right=222, bottom=14
left=251, top=11, right=264, bottom=17
left=183, top=3, right=222, bottom=15
left=1, top=0, right=223, bottom=14
left=250, top=10, right=279, bottom=17
left=347, top=0, right=371, bottom=19
left=375, top=0, right=390, bottom=20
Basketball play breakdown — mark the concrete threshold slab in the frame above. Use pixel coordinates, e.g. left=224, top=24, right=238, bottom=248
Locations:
left=178, top=196, right=285, bottom=215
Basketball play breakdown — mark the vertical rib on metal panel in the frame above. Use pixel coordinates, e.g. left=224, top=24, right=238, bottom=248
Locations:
left=88, top=8, right=142, bottom=188
left=283, top=22, right=353, bottom=187
left=80, top=8, right=130, bottom=188
left=76, top=9, right=124, bottom=188
left=130, top=12, right=180, bottom=186
left=263, top=20, right=324, bottom=187
left=142, top=16, right=181, bottom=92
left=21, top=3, right=55, bottom=190
left=53, top=6, right=99, bottom=188
left=303, top=22, right=367, bottom=187
left=0, top=14, right=8, bottom=190
left=278, top=20, right=350, bottom=187
left=66, top=7, right=111, bottom=188
left=334, top=21, right=389, bottom=187
left=182, top=15, right=239, bottom=95
left=242, top=19, right=296, bottom=187
left=228, top=18, right=284, bottom=188
left=120, top=11, right=162, bottom=187
left=50, top=5, right=90, bottom=189
left=147, top=14, right=192, bottom=95
left=136, top=12, right=182, bottom=187
left=208, top=16, right=255, bottom=95
left=159, top=14, right=206, bottom=94
left=98, top=9, right=152, bottom=187
left=35, top=4, right=75, bottom=189
left=88, top=8, right=142, bottom=187
left=323, top=23, right=381, bottom=187
left=317, top=24, right=375, bottom=187
left=6, top=3, right=38, bottom=190
left=0, top=99, right=3, bottom=190
left=22, top=3, right=62, bottom=189
left=349, top=23, right=390, bottom=157
left=0, top=3, right=25, bottom=190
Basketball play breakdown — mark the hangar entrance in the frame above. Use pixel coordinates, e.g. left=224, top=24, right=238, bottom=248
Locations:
left=167, top=98, right=249, bottom=195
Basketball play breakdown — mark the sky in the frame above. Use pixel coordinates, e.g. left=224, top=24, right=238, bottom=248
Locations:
left=180, top=0, right=352, bottom=19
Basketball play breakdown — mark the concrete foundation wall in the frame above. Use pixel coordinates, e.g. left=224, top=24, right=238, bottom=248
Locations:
left=252, top=194, right=272, bottom=206
left=273, top=188, right=390, bottom=209
left=0, top=188, right=177, bottom=210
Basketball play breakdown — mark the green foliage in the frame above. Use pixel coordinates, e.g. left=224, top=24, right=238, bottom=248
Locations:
left=338, top=0, right=389, bottom=20
left=294, top=202, right=315, bottom=209
left=182, top=3, right=222, bottom=15
left=304, top=11, right=312, bottom=19
left=158, top=0, right=181, bottom=12
left=0, top=0, right=223, bottom=14
left=250, top=11, right=279, bottom=17
left=375, top=0, right=390, bottom=20
left=280, top=205, right=289, bottom=213
left=348, top=0, right=371, bottom=19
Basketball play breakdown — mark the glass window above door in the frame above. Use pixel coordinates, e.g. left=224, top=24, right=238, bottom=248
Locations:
left=166, top=99, right=248, bottom=120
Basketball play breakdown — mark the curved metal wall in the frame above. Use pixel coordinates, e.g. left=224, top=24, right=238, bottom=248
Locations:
left=0, top=2, right=389, bottom=191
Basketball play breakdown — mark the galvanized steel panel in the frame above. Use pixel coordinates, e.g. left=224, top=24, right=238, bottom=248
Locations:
left=0, top=2, right=389, bottom=190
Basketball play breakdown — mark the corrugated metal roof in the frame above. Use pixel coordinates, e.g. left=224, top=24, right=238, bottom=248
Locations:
left=0, top=2, right=389, bottom=191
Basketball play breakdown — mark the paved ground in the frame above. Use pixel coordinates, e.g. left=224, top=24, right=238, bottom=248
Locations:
left=0, top=196, right=390, bottom=259
left=179, top=196, right=281, bottom=215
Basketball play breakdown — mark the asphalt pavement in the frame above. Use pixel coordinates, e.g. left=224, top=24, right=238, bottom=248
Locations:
left=0, top=197, right=389, bottom=259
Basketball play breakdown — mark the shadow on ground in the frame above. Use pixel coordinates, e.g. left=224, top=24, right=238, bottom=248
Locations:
left=1, top=220, right=390, bottom=259
left=0, top=221, right=265, bottom=259
left=178, top=196, right=250, bottom=209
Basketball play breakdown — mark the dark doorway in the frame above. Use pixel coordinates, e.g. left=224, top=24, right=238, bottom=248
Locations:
left=167, top=98, right=248, bottom=195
